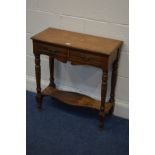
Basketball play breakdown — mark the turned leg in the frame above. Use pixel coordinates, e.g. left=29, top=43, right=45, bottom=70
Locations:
left=109, top=49, right=120, bottom=115
left=49, top=56, right=56, bottom=88
left=99, top=71, right=108, bottom=129
left=34, top=53, right=42, bottom=109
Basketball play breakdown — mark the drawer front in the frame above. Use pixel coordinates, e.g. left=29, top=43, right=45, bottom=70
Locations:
left=35, top=42, right=68, bottom=57
left=69, top=49, right=108, bottom=68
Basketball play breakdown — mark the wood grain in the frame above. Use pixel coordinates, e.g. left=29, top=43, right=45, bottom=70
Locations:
left=31, top=28, right=122, bottom=55
left=42, top=86, right=112, bottom=113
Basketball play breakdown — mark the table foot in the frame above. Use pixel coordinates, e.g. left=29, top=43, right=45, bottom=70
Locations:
left=98, top=112, right=105, bottom=129
left=108, top=103, right=114, bottom=116
left=36, top=94, right=43, bottom=110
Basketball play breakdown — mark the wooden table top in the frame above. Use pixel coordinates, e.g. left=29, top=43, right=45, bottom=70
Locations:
left=31, top=28, right=122, bottom=55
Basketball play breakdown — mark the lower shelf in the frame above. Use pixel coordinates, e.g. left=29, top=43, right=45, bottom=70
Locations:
left=42, top=86, right=112, bottom=113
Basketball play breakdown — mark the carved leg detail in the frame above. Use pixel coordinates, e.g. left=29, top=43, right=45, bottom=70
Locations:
left=109, top=49, right=120, bottom=115
left=109, top=61, right=118, bottom=115
left=99, top=71, right=108, bottom=129
left=35, top=54, right=42, bottom=109
left=49, top=56, right=56, bottom=88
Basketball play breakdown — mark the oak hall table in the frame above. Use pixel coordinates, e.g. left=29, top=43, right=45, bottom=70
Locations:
left=31, top=28, right=123, bottom=129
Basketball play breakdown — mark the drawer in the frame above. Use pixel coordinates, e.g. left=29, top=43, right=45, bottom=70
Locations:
left=69, top=49, right=108, bottom=67
left=35, top=42, right=68, bottom=57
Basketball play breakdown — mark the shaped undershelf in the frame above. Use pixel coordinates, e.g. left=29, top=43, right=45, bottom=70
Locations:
left=42, top=86, right=112, bottom=113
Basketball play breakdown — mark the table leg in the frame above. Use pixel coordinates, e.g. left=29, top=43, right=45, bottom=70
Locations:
left=49, top=56, right=56, bottom=88
left=109, top=50, right=120, bottom=115
left=34, top=53, right=42, bottom=109
left=99, top=71, right=108, bottom=129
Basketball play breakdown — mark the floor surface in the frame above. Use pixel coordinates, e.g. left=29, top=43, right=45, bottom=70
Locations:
left=26, top=91, right=129, bottom=155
